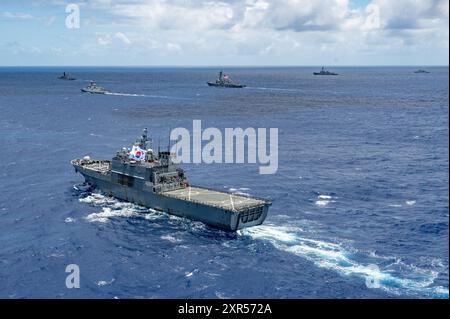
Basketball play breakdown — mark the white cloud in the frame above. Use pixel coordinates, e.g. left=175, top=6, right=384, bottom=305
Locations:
left=2, top=1, right=448, bottom=65
left=89, top=0, right=448, bottom=36
left=4, top=41, right=43, bottom=55
left=1, top=11, right=57, bottom=27
left=96, top=35, right=111, bottom=46
left=0, top=11, right=34, bottom=19
left=109, top=1, right=236, bottom=30
left=115, top=32, right=131, bottom=44
left=91, top=0, right=445, bottom=63
left=372, top=0, right=449, bottom=30
left=245, top=0, right=350, bottom=31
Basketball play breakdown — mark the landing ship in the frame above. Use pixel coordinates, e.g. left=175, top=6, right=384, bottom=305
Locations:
left=72, top=129, right=271, bottom=231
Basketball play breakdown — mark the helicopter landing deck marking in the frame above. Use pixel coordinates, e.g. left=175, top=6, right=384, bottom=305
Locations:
left=162, top=187, right=265, bottom=211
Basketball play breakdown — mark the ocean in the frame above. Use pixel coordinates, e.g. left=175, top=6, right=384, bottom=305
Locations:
left=0, top=66, right=448, bottom=298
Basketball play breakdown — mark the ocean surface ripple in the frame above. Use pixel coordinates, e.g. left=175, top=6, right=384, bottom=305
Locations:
left=0, top=67, right=448, bottom=298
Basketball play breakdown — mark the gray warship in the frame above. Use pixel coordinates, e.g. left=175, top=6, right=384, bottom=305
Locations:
left=81, top=81, right=110, bottom=94
left=207, top=71, right=246, bottom=88
left=58, top=72, right=76, bottom=80
left=313, top=67, right=338, bottom=76
left=71, top=129, right=271, bottom=231
left=414, top=69, right=430, bottom=74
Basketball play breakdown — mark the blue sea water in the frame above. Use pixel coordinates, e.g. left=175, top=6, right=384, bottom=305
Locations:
left=0, top=66, right=448, bottom=299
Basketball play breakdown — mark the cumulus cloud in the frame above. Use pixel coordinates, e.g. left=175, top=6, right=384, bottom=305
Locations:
left=1, top=0, right=448, bottom=65
left=109, top=0, right=237, bottom=30
left=94, top=32, right=133, bottom=47
left=373, top=0, right=449, bottom=30
left=91, top=0, right=448, bottom=32
left=82, top=0, right=446, bottom=62
left=242, top=0, right=351, bottom=31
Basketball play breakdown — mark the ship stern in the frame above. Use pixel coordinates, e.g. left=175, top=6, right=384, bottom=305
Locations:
left=231, top=203, right=271, bottom=231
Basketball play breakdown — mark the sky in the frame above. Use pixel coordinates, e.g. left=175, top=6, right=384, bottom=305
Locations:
left=0, top=0, right=448, bottom=66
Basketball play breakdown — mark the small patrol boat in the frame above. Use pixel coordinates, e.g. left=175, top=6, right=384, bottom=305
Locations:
left=81, top=81, right=110, bottom=94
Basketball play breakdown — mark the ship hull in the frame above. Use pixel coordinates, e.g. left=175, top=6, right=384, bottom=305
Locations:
left=207, top=82, right=246, bottom=88
left=313, top=72, right=338, bottom=76
left=73, top=162, right=269, bottom=231
left=80, top=89, right=108, bottom=94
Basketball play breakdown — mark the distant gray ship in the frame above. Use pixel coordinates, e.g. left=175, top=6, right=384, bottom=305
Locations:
left=72, top=129, right=271, bottom=231
left=207, top=71, right=246, bottom=88
left=314, top=67, right=338, bottom=76
left=414, top=69, right=430, bottom=74
left=58, top=72, right=76, bottom=81
left=81, top=81, right=110, bottom=94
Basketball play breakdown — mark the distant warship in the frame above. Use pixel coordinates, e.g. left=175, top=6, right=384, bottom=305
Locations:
left=81, top=81, right=110, bottom=94
left=72, top=129, right=271, bottom=231
left=414, top=69, right=430, bottom=74
left=313, top=67, right=338, bottom=76
left=58, top=72, right=76, bottom=81
left=207, top=71, right=246, bottom=88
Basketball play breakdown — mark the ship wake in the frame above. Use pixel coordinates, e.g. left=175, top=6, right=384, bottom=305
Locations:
left=239, top=224, right=449, bottom=298
left=79, top=192, right=166, bottom=223
left=104, top=92, right=147, bottom=97
left=246, top=86, right=301, bottom=93
left=76, top=189, right=448, bottom=298
left=104, top=92, right=191, bottom=100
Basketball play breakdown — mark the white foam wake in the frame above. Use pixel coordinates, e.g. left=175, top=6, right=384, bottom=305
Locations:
left=80, top=193, right=164, bottom=223
left=315, top=194, right=337, bottom=207
left=104, top=92, right=147, bottom=97
left=105, top=92, right=190, bottom=100
left=228, top=187, right=252, bottom=197
left=247, top=87, right=301, bottom=93
left=239, top=225, right=449, bottom=298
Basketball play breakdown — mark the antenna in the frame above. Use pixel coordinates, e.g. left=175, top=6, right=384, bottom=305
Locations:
left=158, top=136, right=161, bottom=154
left=144, top=128, right=148, bottom=143
left=168, top=127, right=171, bottom=152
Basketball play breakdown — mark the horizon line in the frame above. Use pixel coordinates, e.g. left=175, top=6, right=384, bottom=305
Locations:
left=0, top=64, right=448, bottom=68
